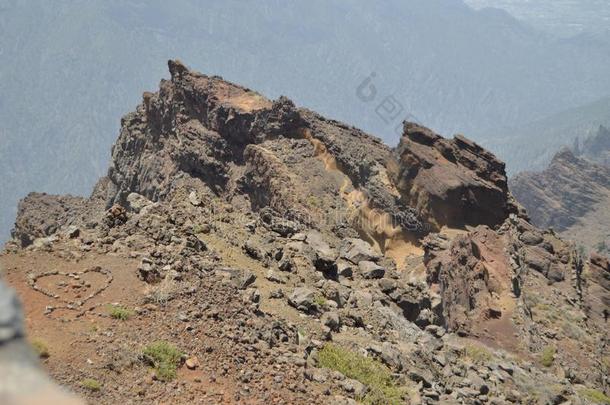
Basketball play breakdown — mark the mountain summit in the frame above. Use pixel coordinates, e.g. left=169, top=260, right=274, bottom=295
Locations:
left=2, top=61, right=608, bottom=404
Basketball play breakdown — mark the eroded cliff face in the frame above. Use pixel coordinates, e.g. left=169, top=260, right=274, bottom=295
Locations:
left=4, top=61, right=609, bottom=404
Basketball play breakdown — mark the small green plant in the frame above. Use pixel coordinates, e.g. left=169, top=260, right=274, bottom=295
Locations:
left=307, top=195, right=321, bottom=208
left=142, top=341, right=183, bottom=381
left=313, top=295, right=327, bottom=308
left=318, top=344, right=408, bottom=405
left=579, top=388, right=610, bottom=404
left=81, top=378, right=102, bottom=392
left=108, top=305, right=133, bottom=320
left=31, top=338, right=49, bottom=358
left=463, top=344, right=492, bottom=364
left=540, top=345, right=556, bottom=367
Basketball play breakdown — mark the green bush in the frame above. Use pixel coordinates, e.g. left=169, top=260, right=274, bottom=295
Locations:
left=81, top=378, right=102, bottom=392
left=540, top=345, right=556, bottom=367
left=307, top=195, right=321, bottom=208
left=318, top=344, right=408, bottom=405
left=31, top=338, right=50, bottom=358
left=142, top=341, right=183, bottom=381
left=463, top=344, right=492, bottom=364
left=108, top=305, right=133, bottom=320
left=579, top=388, right=610, bottom=404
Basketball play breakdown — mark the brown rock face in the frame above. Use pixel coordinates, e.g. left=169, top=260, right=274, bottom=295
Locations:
left=391, top=122, right=520, bottom=231
left=107, top=59, right=301, bottom=207
left=424, top=226, right=512, bottom=335
left=101, top=60, right=430, bottom=254
left=585, top=253, right=610, bottom=324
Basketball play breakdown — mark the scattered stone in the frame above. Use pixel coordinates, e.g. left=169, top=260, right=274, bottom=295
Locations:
left=340, top=238, right=380, bottom=264
left=336, top=261, right=353, bottom=279
left=126, top=192, right=152, bottom=213
left=266, top=269, right=287, bottom=284
left=519, top=231, right=543, bottom=245
left=340, top=378, right=367, bottom=397
left=288, top=288, right=316, bottom=313
left=269, top=289, right=285, bottom=299
left=65, top=225, right=80, bottom=239
left=138, top=258, right=161, bottom=283
left=357, top=261, right=385, bottom=279
left=185, top=357, right=199, bottom=370
left=321, top=311, right=341, bottom=332
left=188, top=191, right=202, bottom=206
left=230, top=269, right=256, bottom=290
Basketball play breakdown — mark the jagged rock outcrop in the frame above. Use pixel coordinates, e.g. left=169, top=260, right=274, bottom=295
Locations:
left=424, top=226, right=512, bottom=335
left=391, top=122, right=521, bottom=231
left=11, top=193, right=89, bottom=247
left=511, top=148, right=610, bottom=254
left=98, top=60, right=427, bottom=249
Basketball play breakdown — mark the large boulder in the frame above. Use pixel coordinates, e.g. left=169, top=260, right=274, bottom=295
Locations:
left=288, top=287, right=317, bottom=313
left=306, top=231, right=338, bottom=270
left=390, top=122, right=520, bottom=230
left=339, top=238, right=380, bottom=264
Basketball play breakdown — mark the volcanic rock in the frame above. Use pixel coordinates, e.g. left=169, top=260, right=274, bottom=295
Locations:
left=391, top=122, right=520, bottom=230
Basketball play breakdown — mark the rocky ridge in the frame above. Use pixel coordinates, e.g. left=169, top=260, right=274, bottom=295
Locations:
left=510, top=147, right=610, bottom=255
left=1, top=61, right=608, bottom=404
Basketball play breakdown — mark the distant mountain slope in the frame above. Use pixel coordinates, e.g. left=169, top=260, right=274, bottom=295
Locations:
left=576, top=125, right=610, bottom=166
left=481, top=96, right=610, bottom=174
left=3, top=0, right=610, bottom=242
left=465, top=0, right=610, bottom=38
left=510, top=148, right=610, bottom=254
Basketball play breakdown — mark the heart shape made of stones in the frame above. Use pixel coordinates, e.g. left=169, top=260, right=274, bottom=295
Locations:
left=28, top=266, right=113, bottom=307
